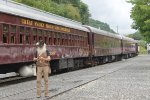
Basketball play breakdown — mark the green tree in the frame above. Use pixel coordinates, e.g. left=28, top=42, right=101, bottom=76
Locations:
left=88, top=18, right=116, bottom=33
left=127, top=31, right=143, bottom=40
left=128, top=0, right=150, bottom=42
left=51, top=0, right=80, bottom=7
left=79, top=2, right=91, bottom=24
left=63, top=4, right=81, bottom=21
left=14, top=0, right=90, bottom=24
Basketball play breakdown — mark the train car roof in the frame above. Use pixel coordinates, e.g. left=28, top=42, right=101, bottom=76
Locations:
left=121, top=35, right=138, bottom=43
left=0, top=0, right=89, bottom=32
left=83, top=25, right=122, bottom=39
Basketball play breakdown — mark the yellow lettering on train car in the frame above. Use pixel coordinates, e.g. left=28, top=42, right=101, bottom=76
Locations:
left=21, top=19, right=26, bottom=24
left=20, top=18, right=70, bottom=33
left=34, top=22, right=45, bottom=27
left=60, top=27, right=70, bottom=33
left=54, top=26, right=60, bottom=30
left=21, top=19, right=33, bottom=25
left=45, top=24, right=54, bottom=29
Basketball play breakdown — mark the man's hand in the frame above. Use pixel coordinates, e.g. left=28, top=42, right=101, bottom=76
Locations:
left=34, top=56, right=51, bottom=62
left=33, top=57, right=38, bottom=61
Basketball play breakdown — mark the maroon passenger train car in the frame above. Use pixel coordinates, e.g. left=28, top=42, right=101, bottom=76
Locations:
left=0, top=0, right=90, bottom=75
left=84, top=26, right=122, bottom=65
left=0, top=0, right=138, bottom=76
left=122, top=36, right=138, bottom=58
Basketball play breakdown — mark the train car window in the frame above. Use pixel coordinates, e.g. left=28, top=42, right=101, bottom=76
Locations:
left=82, top=37, right=84, bottom=47
left=78, top=36, right=80, bottom=46
left=10, top=34, right=15, bottom=43
left=11, top=25, right=16, bottom=33
left=2, top=24, right=9, bottom=43
left=86, top=37, right=88, bottom=46
left=3, top=24, right=9, bottom=32
left=25, top=27, right=30, bottom=44
left=100, top=36, right=102, bottom=47
left=63, top=33, right=67, bottom=46
left=74, top=36, right=77, bottom=46
left=80, top=36, right=82, bottom=46
left=60, top=33, right=63, bottom=45
left=79, top=36, right=81, bottom=46
left=44, top=36, right=47, bottom=44
left=115, top=40, right=117, bottom=47
left=83, top=37, right=86, bottom=47
left=56, top=33, right=59, bottom=45
left=19, top=26, right=24, bottom=44
left=82, top=36, right=84, bottom=46
left=37, top=29, right=42, bottom=40
left=83, top=37, right=85, bottom=47
left=77, top=36, right=79, bottom=46
left=53, top=32, right=57, bottom=45
left=76, top=36, right=78, bottom=46
left=114, top=39, right=117, bottom=47
left=102, top=36, right=105, bottom=48
left=65, top=34, right=68, bottom=46
left=48, top=31, right=52, bottom=45
left=57, top=33, right=60, bottom=45
left=74, top=35, right=77, bottom=46
left=61, top=33, right=64, bottom=45
left=10, top=25, right=16, bottom=44
left=20, top=26, right=24, bottom=33
left=43, top=30, right=47, bottom=44
left=68, top=34, right=71, bottom=46
left=71, top=35, right=74, bottom=46
left=62, top=34, right=65, bottom=46
left=71, top=35, right=73, bottom=46
left=67, top=34, right=69, bottom=46
left=64, top=34, right=67, bottom=46
left=45, top=31, right=48, bottom=45
left=106, top=38, right=109, bottom=48
left=73, top=35, right=76, bottom=46
left=77, top=36, right=80, bottom=46
left=72, top=35, right=74, bottom=46
left=111, top=39, right=114, bottom=47
left=33, top=28, right=37, bottom=44
left=66, top=34, right=70, bottom=46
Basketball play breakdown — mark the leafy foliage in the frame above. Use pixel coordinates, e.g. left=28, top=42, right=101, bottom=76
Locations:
left=127, top=31, right=144, bottom=40
left=88, top=18, right=116, bottom=33
left=139, top=40, right=147, bottom=54
left=14, top=0, right=89, bottom=23
left=79, top=2, right=91, bottom=24
left=128, top=0, right=150, bottom=42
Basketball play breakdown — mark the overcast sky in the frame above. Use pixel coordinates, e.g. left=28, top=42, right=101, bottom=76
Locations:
left=81, top=0, right=136, bottom=35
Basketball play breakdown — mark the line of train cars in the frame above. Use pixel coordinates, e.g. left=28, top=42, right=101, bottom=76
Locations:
left=0, top=0, right=138, bottom=77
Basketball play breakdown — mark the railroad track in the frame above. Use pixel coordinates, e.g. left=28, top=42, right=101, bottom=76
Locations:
left=0, top=65, right=98, bottom=90
left=0, top=76, right=36, bottom=87
left=0, top=76, right=22, bottom=83
left=0, top=70, right=66, bottom=87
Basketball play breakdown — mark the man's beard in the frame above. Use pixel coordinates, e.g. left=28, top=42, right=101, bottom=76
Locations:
left=37, top=44, right=46, bottom=56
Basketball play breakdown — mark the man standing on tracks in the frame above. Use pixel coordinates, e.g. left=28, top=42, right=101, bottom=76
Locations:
left=33, top=40, right=51, bottom=98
